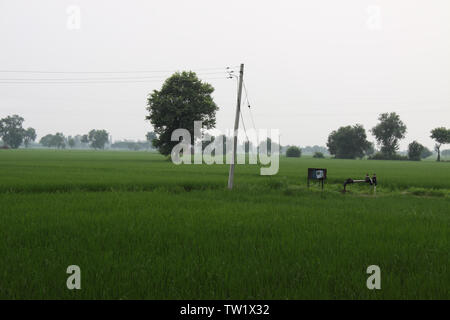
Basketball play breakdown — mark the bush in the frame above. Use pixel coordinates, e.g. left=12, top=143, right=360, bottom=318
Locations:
left=286, top=146, right=301, bottom=158
left=313, top=152, right=325, bottom=158
left=408, top=141, right=425, bottom=161
left=369, top=152, right=408, bottom=160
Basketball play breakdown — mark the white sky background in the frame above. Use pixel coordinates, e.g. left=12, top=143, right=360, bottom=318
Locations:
left=0, top=0, right=449, bottom=150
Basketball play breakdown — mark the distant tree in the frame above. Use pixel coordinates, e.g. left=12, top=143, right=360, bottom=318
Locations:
left=371, top=112, right=407, bottom=159
left=0, top=115, right=26, bottom=149
left=39, top=132, right=65, bottom=149
left=52, top=133, right=65, bottom=149
left=127, top=141, right=139, bottom=151
left=39, top=134, right=53, bottom=147
left=23, top=127, right=37, bottom=148
left=201, top=133, right=215, bottom=152
left=286, top=146, right=301, bottom=158
left=441, top=149, right=450, bottom=156
left=369, top=152, right=408, bottom=161
left=365, top=142, right=376, bottom=157
left=327, top=124, right=371, bottom=159
left=86, top=129, right=109, bottom=149
left=68, top=137, right=76, bottom=148
left=111, top=140, right=151, bottom=151
left=258, top=137, right=280, bottom=155
left=81, top=134, right=89, bottom=144
left=145, top=131, right=157, bottom=146
left=146, top=71, right=218, bottom=156
left=301, top=145, right=329, bottom=155
left=420, top=146, right=433, bottom=159
left=430, top=127, right=450, bottom=161
left=408, top=141, right=425, bottom=161
left=215, top=134, right=232, bottom=154
left=313, top=151, right=325, bottom=158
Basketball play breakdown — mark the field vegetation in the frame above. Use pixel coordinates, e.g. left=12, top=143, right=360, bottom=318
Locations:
left=0, top=149, right=448, bottom=299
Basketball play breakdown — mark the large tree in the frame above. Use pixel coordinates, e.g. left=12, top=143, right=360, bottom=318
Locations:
left=0, top=115, right=26, bottom=149
left=430, top=127, right=450, bottom=161
left=327, top=124, right=371, bottom=159
left=371, top=112, right=407, bottom=159
left=146, top=71, right=218, bottom=156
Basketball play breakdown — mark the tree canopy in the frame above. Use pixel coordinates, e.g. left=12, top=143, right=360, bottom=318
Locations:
left=146, top=71, right=218, bottom=156
left=86, top=129, right=109, bottom=149
left=286, top=146, right=301, bottom=158
left=407, top=141, right=425, bottom=161
left=23, top=127, right=37, bottom=147
left=0, top=115, right=26, bottom=148
left=68, top=137, right=76, bottom=148
left=430, top=127, right=450, bottom=161
left=40, top=133, right=66, bottom=149
left=327, top=124, right=371, bottom=159
left=371, top=112, right=407, bottom=159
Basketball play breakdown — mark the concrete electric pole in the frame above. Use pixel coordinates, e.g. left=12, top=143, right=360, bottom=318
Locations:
left=228, top=63, right=244, bottom=190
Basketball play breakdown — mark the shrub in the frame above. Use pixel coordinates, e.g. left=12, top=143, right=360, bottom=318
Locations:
left=313, top=152, right=325, bottom=158
left=286, top=146, right=301, bottom=158
left=369, top=152, right=408, bottom=160
left=408, top=141, right=425, bottom=161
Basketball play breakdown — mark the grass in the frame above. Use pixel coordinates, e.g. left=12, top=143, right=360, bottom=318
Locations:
left=0, top=149, right=449, bottom=299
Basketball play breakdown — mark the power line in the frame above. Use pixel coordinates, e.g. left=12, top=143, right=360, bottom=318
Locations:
left=0, top=66, right=240, bottom=74
left=0, top=67, right=236, bottom=85
left=0, top=76, right=230, bottom=85
left=0, top=73, right=228, bottom=81
left=0, top=70, right=232, bottom=80
left=229, top=72, right=249, bottom=142
left=242, top=79, right=257, bottom=134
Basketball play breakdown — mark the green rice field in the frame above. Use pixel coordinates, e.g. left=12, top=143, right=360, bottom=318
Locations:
left=0, top=149, right=448, bottom=299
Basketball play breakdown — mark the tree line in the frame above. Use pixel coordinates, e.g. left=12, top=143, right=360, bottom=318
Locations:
left=326, top=112, right=449, bottom=161
left=40, top=130, right=110, bottom=150
left=0, top=114, right=157, bottom=151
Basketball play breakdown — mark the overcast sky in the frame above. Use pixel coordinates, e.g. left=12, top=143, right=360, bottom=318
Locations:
left=0, top=0, right=449, bottom=149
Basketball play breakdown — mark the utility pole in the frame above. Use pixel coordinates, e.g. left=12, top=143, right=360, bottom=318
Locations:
left=228, top=63, right=244, bottom=190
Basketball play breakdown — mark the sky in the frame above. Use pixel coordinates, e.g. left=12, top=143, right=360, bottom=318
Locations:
left=0, top=0, right=449, bottom=150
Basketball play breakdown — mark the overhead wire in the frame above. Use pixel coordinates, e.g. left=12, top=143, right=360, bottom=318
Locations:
left=242, top=79, right=257, bottom=134
left=239, top=89, right=249, bottom=143
left=228, top=71, right=250, bottom=143
left=0, top=77, right=230, bottom=85
left=0, top=66, right=240, bottom=74
left=0, top=65, right=238, bottom=85
left=0, top=73, right=234, bottom=86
